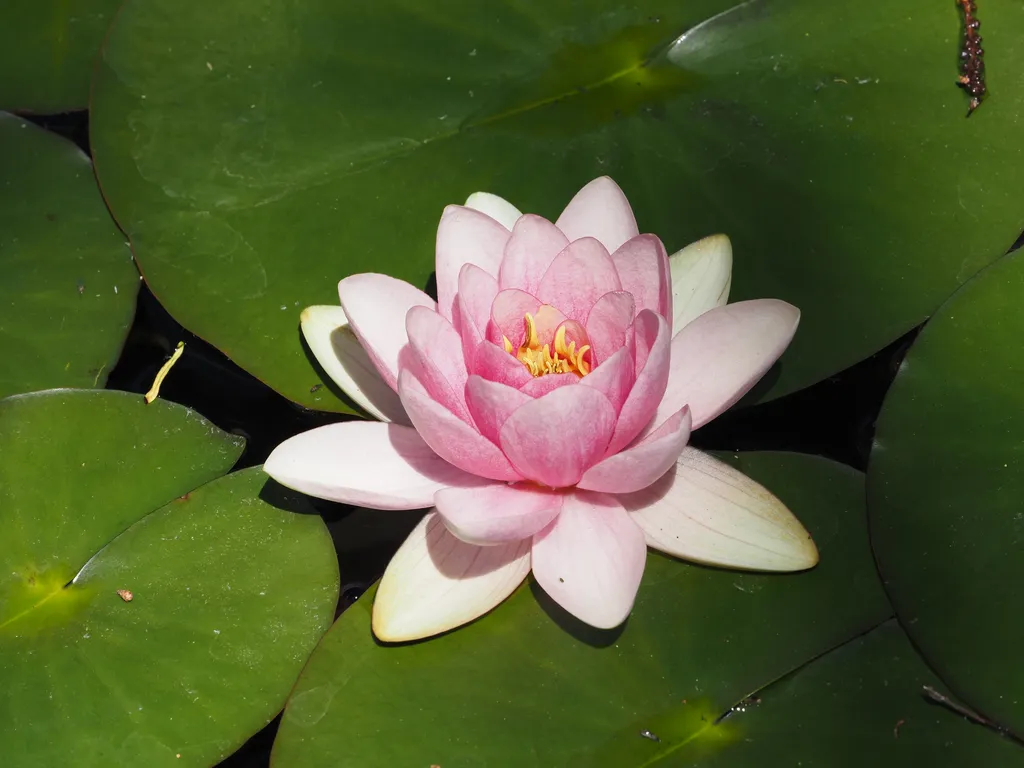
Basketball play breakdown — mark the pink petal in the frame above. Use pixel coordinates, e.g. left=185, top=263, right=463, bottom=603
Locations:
left=465, top=375, right=531, bottom=444
left=579, top=346, right=634, bottom=413
left=520, top=373, right=578, bottom=398
left=372, top=512, right=531, bottom=641
left=647, top=299, right=800, bottom=433
left=453, top=297, right=483, bottom=373
left=605, top=310, right=671, bottom=456
left=454, top=265, right=498, bottom=371
left=434, top=483, right=563, bottom=545
left=499, top=386, right=616, bottom=487
left=537, top=238, right=621, bottom=324
left=630, top=306, right=656, bottom=374
left=436, top=205, right=511, bottom=320
left=578, top=407, right=691, bottom=493
left=458, top=264, right=498, bottom=335
left=611, top=235, right=671, bottom=319
left=464, top=191, right=523, bottom=230
left=585, top=291, right=635, bottom=366
left=489, top=289, right=541, bottom=347
left=498, top=214, right=569, bottom=293
left=404, top=307, right=472, bottom=422
left=554, top=177, right=639, bottom=254
left=263, top=422, right=482, bottom=509
left=470, top=341, right=533, bottom=387
left=399, top=368, right=521, bottom=481
left=531, top=490, right=647, bottom=629
left=338, top=274, right=435, bottom=390
left=620, top=448, right=818, bottom=571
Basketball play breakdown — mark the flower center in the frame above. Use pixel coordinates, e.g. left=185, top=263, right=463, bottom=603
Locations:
left=502, top=312, right=591, bottom=378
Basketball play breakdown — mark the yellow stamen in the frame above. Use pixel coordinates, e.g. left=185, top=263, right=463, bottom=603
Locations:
left=576, top=345, right=591, bottom=375
left=507, top=312, right=590, bottom=378
left=523, top=312, right=538, bottom=348
left=553, top=326, right=570, bottom=358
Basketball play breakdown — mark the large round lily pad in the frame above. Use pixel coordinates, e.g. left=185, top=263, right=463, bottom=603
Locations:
left=0, top=113, right=137, bottom=398
left=0, top=0, right=121, bottom=112
left=869, top=249, right=1024, bottom=735
left=271, top=452, right=892, bottom=767
left=90, top=0, right=1024, bottom=412
left=0, top=390, right=339, bottom=767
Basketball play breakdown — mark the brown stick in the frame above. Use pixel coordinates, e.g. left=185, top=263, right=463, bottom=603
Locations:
left=956, top=0, right=986, bottom=115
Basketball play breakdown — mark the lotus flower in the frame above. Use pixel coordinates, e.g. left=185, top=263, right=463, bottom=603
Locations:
left=266, top=177, right=817, bottom=641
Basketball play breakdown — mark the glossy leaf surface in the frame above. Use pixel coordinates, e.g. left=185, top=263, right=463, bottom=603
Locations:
left=0, top=114, right=137, bottom=398
left=0, top=0, right=120, bottom=112
left=695, top=622, right=1024, bottom=767
left=869, top=249, right=1024, bottom=735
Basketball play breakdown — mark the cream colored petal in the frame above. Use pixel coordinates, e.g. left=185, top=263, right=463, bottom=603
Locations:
left=621, top=447, right=818, bottom=571
left=464, top=191, right=523, bottom=230
left=372, top=512, right=531, bottom=642
left=669, top=234, right=732, bottom=331
left=300, top=305, right=408, bottom=424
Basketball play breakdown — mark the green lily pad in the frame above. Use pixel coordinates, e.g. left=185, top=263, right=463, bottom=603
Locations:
left=0, top=0, right=120, bottom=112
left=0, top=389, right=339, bottom=767
left=89, top=0, right=1024, bottom=412
left=868, top=249, right=1024, bottom=735
left=694, top=621, right=1024, bottom=767
left=0, top=113, right=137, bottom=398
left=271, top=452, right=892, bottom=767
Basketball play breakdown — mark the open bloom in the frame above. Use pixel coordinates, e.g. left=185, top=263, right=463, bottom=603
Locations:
left=266, top=177, right=817, bottom=641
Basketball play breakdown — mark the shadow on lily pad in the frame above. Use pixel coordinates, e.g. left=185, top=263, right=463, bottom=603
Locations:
left=530, top=578, right=627, bottom=648
left=258, top=476, right=323, bottom=516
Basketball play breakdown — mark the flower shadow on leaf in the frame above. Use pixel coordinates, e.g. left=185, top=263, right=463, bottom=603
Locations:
left=529, top=579, right=627, bottom=648
left=258, top=476, right=324, bottom=516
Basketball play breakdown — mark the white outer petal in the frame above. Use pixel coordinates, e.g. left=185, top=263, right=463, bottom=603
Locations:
left=300, top=305, right=409, bottom=424
left=372, top=512, right=531, bottom=641
left=264, top=422, right=485, bottom=509
left=669, top=234, right=732, bottom=331
left=464, top=191, right=523, bottom=230
left=621, top=447, right=819, bottom=571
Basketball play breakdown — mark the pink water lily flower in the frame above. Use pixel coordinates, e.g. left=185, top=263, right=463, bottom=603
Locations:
left=266, top=177, right=818, bottom=641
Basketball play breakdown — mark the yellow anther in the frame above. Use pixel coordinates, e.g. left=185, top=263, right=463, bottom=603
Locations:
left=506, top=312, right=590, bottom=379
left=553, top=325, right=570, bottom=359
left=576, top=345, right=591, bottom=376
left=523, top=312, right=538, bottom=348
